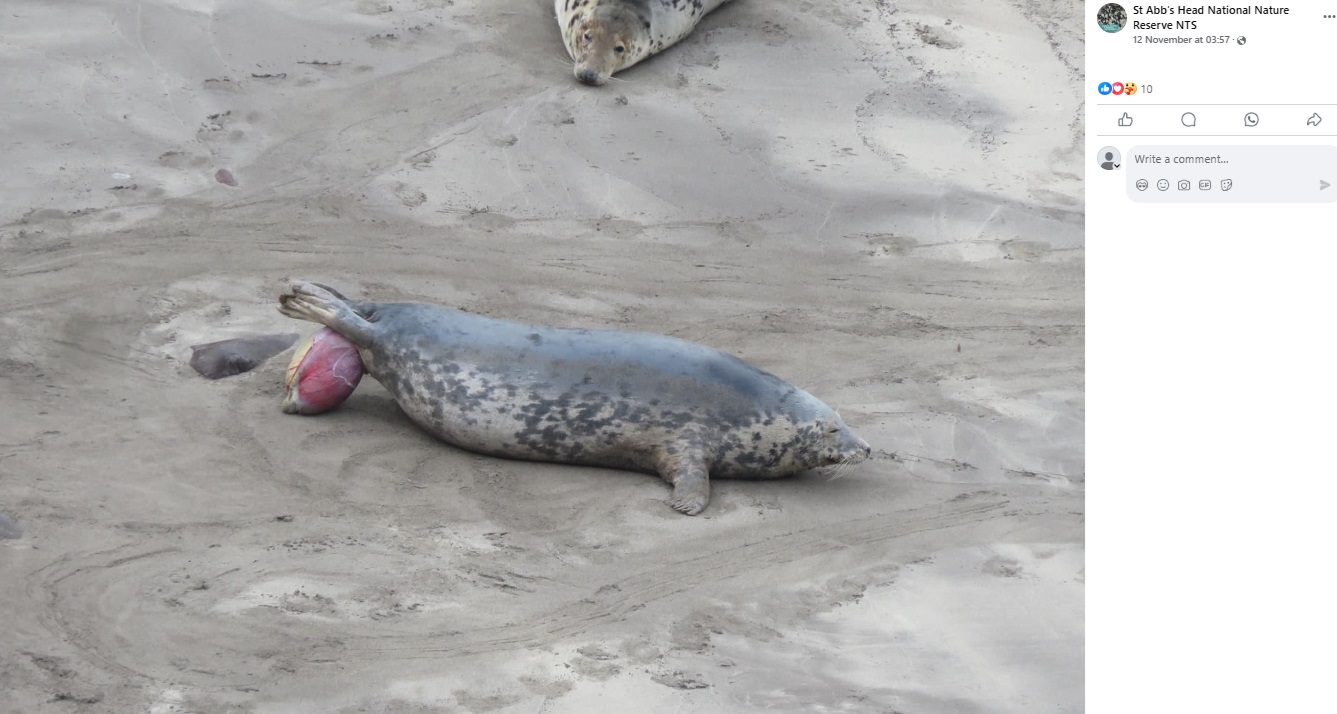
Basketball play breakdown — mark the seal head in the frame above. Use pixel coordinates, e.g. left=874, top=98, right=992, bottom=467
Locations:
left=568, top=3, right=652, bottom=86
left=802, top=412, right=874, bottom=472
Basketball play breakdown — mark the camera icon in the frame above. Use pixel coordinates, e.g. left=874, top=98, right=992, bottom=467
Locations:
left=1178, top=180, right=1191, bottom=190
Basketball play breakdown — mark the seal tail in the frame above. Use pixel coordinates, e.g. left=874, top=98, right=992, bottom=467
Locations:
left=278, top=281, right=377, bottom=347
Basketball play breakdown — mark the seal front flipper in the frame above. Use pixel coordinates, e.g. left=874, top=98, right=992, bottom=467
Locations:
left=278, top=281, right=377, bottom=347
left=660, top=458, right=711, bottom=516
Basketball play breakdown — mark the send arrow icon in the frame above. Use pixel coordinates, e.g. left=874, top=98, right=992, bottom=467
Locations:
left=1322, top=180, right=1331, bottom=190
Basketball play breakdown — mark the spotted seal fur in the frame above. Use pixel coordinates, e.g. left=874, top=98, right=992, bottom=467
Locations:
left=278, top=281, right=870, bottom=515
left=556, top=0, right=735, bottom=86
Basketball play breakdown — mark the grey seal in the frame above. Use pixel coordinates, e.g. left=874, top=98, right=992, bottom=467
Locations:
left=278, top=281, right=870, bottom=515
left=189, top=333, right=299, bottom=379
left=556, top=0, right=735, bottom=86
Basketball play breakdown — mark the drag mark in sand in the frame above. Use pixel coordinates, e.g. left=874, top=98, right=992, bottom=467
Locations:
left=19, top=496, right=1021, bottom=686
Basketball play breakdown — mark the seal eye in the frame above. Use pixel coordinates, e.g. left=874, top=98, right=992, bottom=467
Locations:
left=615, top=45, right=625, bottom=54
left=827, top=427, right=841, bottom=434
left=583, top=32, right=592, bottom=43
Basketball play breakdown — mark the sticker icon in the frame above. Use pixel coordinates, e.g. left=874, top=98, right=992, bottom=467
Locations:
left=1221, top=179, right=1233, bottom=191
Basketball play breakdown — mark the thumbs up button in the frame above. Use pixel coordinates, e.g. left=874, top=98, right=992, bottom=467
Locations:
left=1118, top=113, right=1134, bottom=127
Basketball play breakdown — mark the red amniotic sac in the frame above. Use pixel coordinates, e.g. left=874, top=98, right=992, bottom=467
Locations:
left=282, top=327, right=365, bottom=415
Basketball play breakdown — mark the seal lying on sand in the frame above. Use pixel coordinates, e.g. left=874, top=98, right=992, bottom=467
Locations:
left=556, top=0, right=735, bottom=86
left=278, top=281, right=870, bottom=515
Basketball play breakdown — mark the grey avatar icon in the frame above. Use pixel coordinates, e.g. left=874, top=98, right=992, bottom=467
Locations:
left=1098, top=146, right=1122, bottom=170
left=1136, top=179, right=1149, bottom=191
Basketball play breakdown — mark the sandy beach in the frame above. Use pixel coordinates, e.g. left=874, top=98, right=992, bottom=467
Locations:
left=0, top=0, right=1084, bottom=711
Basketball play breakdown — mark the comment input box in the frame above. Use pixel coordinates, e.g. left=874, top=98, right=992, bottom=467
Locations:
left=1125, top=146, right=1337, bottom=203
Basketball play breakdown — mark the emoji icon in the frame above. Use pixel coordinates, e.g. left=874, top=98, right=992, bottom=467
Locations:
left=1157, top=179, right=1170, bottom=191
left=1125, top=82, right=1138, bottom=95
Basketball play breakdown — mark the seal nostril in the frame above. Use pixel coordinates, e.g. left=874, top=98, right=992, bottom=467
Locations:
left=576, top=70, right=600, bottom=86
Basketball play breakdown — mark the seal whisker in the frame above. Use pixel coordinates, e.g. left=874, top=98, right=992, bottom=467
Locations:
left=820, top=462, right=849, bottom=481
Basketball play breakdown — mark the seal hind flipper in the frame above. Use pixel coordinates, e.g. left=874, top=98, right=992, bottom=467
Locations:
left=278, top=281, right=377, bottom=347
left=661, top=460, right=710, bottom=516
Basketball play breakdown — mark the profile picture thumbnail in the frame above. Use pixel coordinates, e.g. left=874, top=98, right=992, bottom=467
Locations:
left=1097, top=3, right=1127, bottom=33
left=1097, top=146, right=1122, bottom=171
